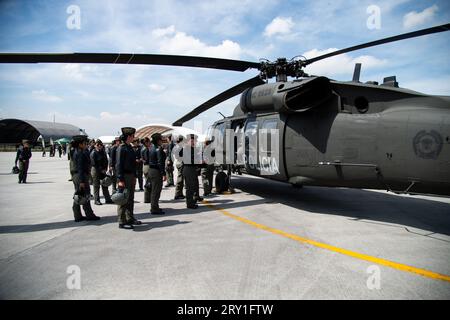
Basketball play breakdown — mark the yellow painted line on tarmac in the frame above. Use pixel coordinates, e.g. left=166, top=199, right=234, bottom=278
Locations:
left=202, top=200, right=450, bottom=283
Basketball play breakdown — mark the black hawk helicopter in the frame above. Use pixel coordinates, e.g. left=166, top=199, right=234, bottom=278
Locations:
left=1, top=23, right=449, bottom=196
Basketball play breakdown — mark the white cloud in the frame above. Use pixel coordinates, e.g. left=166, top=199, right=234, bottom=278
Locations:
left=148, top=83, right=166, bottom=92
left=31, top=90, right=63, bottom=103
left=403, top=5, right=438, bottom=29
left=151, top=25, right=176, bottom=38
left=152, top=25, right=242, bottom=59
left=264, top=17, right=295, bottom=37
left=60, top=64, right=104, bottom=81
left=303, top=48, right=387, bottom=78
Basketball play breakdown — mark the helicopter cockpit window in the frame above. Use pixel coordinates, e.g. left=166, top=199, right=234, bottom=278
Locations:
left=206, top=126, right=213, bottom=141
left=245, top=120, right=258, bottom=166
left=211, top=122, right=225, bottom=142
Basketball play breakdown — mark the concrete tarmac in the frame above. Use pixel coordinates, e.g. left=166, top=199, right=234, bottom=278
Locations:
left=0, top=152, right=449, bottom=299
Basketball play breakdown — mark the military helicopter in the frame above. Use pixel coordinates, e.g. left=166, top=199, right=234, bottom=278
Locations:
left=1, top=23, right=449, bottom=196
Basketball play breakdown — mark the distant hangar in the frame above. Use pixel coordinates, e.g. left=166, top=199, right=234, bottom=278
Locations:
left=0, top=118, right=86, bottom=144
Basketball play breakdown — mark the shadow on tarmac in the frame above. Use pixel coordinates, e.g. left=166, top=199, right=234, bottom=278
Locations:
left=228, top=175, right=450, bottom=237
left=0, top=213, right=191, bottom=234
left=0, top=175, right=449, bottom=236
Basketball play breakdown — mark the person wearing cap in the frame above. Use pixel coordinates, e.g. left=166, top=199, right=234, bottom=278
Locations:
left=141, top=137, right=151, bottom=203
left=148, top=133, right=167, bottom=214
left=165, top=134, right=175, bottom=187
left=71, top=135, right=100, bottom=222
left=108, top=137, right=120, bottom=193
left=182, top=134, right=204, bottom=209
left=90, top=139, right=113, bottom=205
left=201, top=138, right=215, bottom=197
left=133, top=138, right=144, bottom=192
left=15, top=139, right=32, bottom=184
left=173, top=135, right=186, bottom=200
left=116, top=127, right=141, bottom=228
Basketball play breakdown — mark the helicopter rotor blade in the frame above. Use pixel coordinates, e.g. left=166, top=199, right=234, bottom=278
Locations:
left=172, top=75, right=265, bottom=126
left=0, top=53, right=260, bottom=72
left=304, top=23, right=450, bottom=65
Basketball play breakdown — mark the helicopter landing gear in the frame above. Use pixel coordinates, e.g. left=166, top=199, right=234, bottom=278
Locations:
left=215, top=171, right=229, bottom=194
left=215, top=165, right=235, bottom=194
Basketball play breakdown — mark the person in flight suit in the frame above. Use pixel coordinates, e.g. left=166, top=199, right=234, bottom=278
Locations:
left=71, top=135, right=100, bottom=222
left=57, top=144, right=62, bottom=158
left=141, top=137, right=151, bottom=204
left=67, top=140, right=75, bottom=182
left=133, top=138, right=144, bottom=192
left=148, top=133, right=167, bottom=214
left=90, top=139, right=113, bottom=205
left=109, top=137, right=120, bottom=194
left=201, top=138, right=215, bottom=197
left=165, top=134, right=175, bottom=187
left=15, top=139, right=32, bottom=184
left=173, top=135, right=185, bottom=200
left=88, top=139, right=96, bottom=154
left=182, top=134, right=204, bottom=209
left=116, top=127, right=141, bottom=229
left=85, top=139, right=95, bottom=186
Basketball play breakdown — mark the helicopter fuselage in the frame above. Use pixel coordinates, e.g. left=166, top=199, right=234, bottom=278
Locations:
left=209, top=78, right=450, bottom=196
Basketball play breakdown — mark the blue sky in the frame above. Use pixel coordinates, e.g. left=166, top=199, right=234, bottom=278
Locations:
left=0, top=0, right=449, bottom=137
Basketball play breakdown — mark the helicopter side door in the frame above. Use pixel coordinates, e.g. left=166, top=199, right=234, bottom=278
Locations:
left=243, top=114, right=286, bottom=181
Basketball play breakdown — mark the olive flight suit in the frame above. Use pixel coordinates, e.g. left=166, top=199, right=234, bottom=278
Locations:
left=148, top=143, right=166, bottom=213
left=116, top=143, right=137, bottom=224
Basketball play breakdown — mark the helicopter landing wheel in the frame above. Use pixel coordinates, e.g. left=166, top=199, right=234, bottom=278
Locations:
left=215, top=171, right=229, bottom=194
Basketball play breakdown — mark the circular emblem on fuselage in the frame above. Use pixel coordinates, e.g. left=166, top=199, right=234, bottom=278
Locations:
left=413, top=130, right=443, bottom=159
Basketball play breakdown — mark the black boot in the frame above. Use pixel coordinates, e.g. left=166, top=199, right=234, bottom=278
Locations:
left=86, top=215, right=101, bottom=221
left=119, top=223, right=134, bottom=229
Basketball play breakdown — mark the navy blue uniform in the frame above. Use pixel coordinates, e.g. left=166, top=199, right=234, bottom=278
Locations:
left=149, top=144, right=167, bottom=175
left=116, top=143, right=136, bottom=180
left=74, top=148, right=91, bottom=184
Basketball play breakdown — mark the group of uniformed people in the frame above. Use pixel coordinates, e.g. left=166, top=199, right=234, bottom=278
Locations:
left=67, top=126, right=216, bottom=230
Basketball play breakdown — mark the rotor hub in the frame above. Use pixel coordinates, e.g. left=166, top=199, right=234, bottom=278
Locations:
left=259, top=57, right=306, bottom=82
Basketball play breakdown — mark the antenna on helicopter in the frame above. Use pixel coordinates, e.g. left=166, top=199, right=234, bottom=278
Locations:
left=352, top=63, right=362, bottom=82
